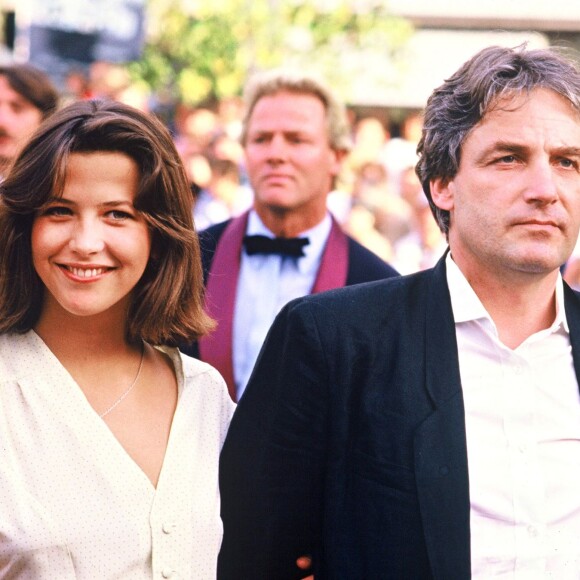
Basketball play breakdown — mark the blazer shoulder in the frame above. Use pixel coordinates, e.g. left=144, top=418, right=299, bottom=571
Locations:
left=198, top=219, right=233, bottom=278
left=288, top=266, right=434, bottom=323
left=198, top=219, right=231, bottom=253
left=346, top=235, right=399, bottom=284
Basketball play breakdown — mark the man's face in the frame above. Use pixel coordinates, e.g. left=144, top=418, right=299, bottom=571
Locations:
left=431, top=88, right=580, bottom=283
left=0, top=75, right=44, bottom=166
left=244, top=91, right=342, bottom=227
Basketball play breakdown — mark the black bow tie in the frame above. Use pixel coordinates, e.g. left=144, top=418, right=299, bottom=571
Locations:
left=243, top=235, right=310, bottom=257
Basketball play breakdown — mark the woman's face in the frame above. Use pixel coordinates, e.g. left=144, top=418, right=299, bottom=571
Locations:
left=31, top=151, right=152, bottom=321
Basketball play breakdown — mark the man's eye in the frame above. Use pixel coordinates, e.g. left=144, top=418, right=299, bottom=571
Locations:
left=558, top=158, right=577, bottom=169
left=497, top=155, right=516, bottom=163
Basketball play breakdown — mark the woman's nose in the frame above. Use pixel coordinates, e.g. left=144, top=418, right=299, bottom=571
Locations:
left=68, top=220, right=105, bottom=254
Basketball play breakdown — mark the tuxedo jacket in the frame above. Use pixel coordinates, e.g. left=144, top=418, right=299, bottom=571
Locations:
left=183, top=212, right=398, bottom=399
left=217, top=256, right=580, bottom=579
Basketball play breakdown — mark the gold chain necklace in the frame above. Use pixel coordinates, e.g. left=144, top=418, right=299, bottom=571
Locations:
left=100, top=343, right=145, bottom=418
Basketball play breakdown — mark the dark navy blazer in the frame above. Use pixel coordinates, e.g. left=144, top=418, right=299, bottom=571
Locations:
left=217, top=256, right=580, bottom=579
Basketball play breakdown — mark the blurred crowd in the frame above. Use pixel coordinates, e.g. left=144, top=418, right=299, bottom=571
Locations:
left=7, top=60, right=449, bottom=276
left=163, top=82, right=447, bottom=276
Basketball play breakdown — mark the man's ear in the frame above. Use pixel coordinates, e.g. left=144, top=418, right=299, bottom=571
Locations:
left=330, top=147, right=348, bottom=176
left=430, top=177, right=455, bottom=211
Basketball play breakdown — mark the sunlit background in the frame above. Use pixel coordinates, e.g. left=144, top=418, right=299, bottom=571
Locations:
left=3, top=0, right=579, bottom=108
left=2, top=0, right=580, bottom=274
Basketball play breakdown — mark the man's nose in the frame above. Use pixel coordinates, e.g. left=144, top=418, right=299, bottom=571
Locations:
left=0, top=105, right=12, bottom=132
left=523, top=160, right=559, bottom=204
left=266, top=134, right=289, bottom=162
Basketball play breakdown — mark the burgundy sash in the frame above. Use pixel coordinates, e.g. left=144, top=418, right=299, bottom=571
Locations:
left=199, top=211, right=349, bottom=400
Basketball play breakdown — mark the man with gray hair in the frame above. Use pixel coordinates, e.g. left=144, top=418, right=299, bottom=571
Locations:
left=218, top=44, right=580, bottom=578
left=183, top=69, right=398, bottom=401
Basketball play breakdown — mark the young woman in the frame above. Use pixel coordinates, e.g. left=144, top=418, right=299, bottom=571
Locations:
left=0, top=99, right=234, bottom=578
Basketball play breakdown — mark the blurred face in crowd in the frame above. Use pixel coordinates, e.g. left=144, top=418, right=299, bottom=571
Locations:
left=0, top=75, right=44, bottom=169
left=244, top=90, right=343, bottom=231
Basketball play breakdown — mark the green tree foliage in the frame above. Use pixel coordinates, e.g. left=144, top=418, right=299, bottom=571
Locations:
left=129, top=0, right=413, bottom=105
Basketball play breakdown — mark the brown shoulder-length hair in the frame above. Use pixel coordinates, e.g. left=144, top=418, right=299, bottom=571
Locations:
left=0, top=98, right=214, bottom=345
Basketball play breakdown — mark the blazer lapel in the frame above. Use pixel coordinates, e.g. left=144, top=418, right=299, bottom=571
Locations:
left=199, top=212, right=249, bottom=400
left=564, top=283, right=580, bottom=383
left=413, top=257, right=471, bottom=579
left=311, top=217, right=348, bottom=293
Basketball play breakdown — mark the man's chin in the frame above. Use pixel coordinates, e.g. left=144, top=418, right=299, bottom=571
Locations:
left=511, top=254, right=567, bottom=275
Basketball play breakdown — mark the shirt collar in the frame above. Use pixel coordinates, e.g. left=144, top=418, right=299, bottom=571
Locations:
left=246, top=210, right=332, bottom=274
left=445, top=252, right=569, bottom=334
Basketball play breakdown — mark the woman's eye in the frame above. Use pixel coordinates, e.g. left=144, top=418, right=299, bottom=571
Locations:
left=43, top=206, right=72, bottom=217
left=107, top=210, right=133, bottom=220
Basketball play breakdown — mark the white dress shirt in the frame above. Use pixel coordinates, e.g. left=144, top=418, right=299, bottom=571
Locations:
left=0, top=330, right=235, bottom=579
left=233, top=210, right=332, bottom=399
left=446, top=255, right=580, bottom=579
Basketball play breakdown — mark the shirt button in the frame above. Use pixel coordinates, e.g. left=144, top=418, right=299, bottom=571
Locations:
left=161, top=568, right=174, bottom=578
left=162, top=522, right=174, bottom=534
left=527, top=525, right=538, bottom=537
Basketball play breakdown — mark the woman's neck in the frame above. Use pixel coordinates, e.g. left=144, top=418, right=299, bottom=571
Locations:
left=34, top=302, right=132, bottom=361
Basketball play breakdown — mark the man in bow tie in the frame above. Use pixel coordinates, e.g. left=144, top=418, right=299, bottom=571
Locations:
left=183, top=69, right=398, bottom=401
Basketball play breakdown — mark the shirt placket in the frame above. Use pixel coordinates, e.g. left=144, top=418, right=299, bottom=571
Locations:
left=503, top=349, right=547, bottom=578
